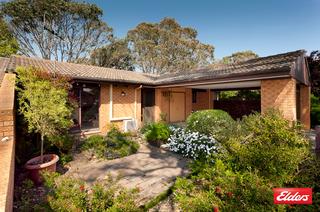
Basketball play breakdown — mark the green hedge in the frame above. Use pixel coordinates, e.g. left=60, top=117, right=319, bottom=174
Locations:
left=142, top=122, right=171, bottom=146
left=82, top=127, right=139, bottom=159
left=186, top=109, right=234, bottom=141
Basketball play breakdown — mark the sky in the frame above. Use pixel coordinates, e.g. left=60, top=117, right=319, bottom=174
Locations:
left=86, top=0, right=320, bottom=59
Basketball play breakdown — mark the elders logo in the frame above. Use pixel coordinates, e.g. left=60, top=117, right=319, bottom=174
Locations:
left=273, top=188, right=312, bottom=205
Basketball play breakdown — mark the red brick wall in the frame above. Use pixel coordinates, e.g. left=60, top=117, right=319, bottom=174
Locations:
left=99, top=84, right=141, bottom=134
left=192, top=90, right=211, bottom=111
left=261, top=78, right=297, bottom=121
left=0, top=73, right=16, bottom=212
left=99, top=84, right=110, bottom=134
left=300, top=85, right=311, bottom=129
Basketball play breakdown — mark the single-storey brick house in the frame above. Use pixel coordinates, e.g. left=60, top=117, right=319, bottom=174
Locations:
left=1, top=49, right=311, bottom=134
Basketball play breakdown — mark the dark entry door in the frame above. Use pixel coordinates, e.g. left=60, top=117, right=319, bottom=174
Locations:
left=81, top=84, right=100, bottom=129
left=71, top=83, right=100, bottom=131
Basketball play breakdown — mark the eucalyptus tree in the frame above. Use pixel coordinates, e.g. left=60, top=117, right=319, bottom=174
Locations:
left=1, top=0, right=113, bottom=62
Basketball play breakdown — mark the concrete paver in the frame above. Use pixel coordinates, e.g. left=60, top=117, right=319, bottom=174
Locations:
left=66, top=143, right=189, bottom=204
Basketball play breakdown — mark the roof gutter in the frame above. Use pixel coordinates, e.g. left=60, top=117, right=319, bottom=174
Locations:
left=154, top=74, right=292, bottom=88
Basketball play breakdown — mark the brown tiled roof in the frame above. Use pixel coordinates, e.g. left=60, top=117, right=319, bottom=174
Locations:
left=3, top=50, right=306, bottom=86
left=7, top=55, right=156, bottom=85
left=154, top=50, right=306, bottom=85
left=0, top=57, right=10, bottom=86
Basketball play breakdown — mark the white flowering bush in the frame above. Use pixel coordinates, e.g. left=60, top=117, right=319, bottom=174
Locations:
left=166, top=126, right=219, bottom=160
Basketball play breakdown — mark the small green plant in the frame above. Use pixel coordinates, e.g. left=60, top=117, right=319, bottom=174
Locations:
left=82, top=135, right=106, bottom=158
left=42, top=172, right=140, bottom=211
left=186, top=109, right=234, bottom=141
left=105, top=127, right=140, bottom=159
left=142, top=122, right=171, bottom=146
left=160, top=112, right=167, bottom=122
left=82, top=127, right=139, bottom=159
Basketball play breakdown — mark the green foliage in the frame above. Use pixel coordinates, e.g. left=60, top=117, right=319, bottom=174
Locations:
left=82, top=127, right=139, bottom=159
left=142, top=122, right=171, bottom=145
left=174, top=160, right=282, bottom=212
left=91, top=38, right=134, bottom=70
left=218, top=89, right=260, bottom=100
left=2, top=0, right=113, bottom=62
left=285, top=155, right=320, bottom=211
left=48, top=133, right=74, bottom=153
left=173, top=110, right=311, bottom=211
left=41, top=172, right=140, bottom=211
left=221, top=50, right=258, bottom=64
left=0, top=17, right=18, bottom=57
left=127, top=17, right=214, bottom=74
left=16, top=67, right=73, bottom=160
left=226, top=110, right=309, bottom=184
left=82, top=135, right=106, bottom=158
left=308, top=50, right=320, bottom=97
left=311, top=94, right=320, bottom=126
left=186, top=109, right=234, bottom=141
left=47, top=177, right=88, bottom=211
left=59, top=153, right=73, bottom=166
left=105, top=127, right=140, bottom=159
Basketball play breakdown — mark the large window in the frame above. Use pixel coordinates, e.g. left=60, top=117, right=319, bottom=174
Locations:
left=71, top=83, right=100, bottom=131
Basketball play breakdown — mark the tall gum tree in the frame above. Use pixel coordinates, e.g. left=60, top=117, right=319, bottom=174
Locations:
left=127, top=17, right=214, bottom=74
left=1, top=0, right=113, bottom=62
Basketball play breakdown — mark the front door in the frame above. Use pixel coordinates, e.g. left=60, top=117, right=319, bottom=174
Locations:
left=170, top=92, right=185, bottom=122
left=71, top=83, right=100, bottom=131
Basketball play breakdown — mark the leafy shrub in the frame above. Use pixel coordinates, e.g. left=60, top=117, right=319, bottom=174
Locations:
left=59, top=153, right=73, bottom=166
left=82, top=135, right=106, bottom=158
left=172, top=110, right=311, bottom=211
left=286, top=156, right=320, bottom=211
left=174, top=160, right=284, bottom=212
left=186, top=109, right=234, bottom=141
left=82, top=128, right=139, bottom=159
left=166, top=126, right=218, bottom=160
left=48, top=133, right=74, bottom=153
left=42, top=173, right=140, bottom=211
left=226, top=110, right=309, bottom=184
left=311, top=94, right=320, bottom=127
left=142, top=122, right=171, bottom=146
left=105, top=127, right=140, bottom=159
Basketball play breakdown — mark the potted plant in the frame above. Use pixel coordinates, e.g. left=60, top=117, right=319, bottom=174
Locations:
left=16, top=67, right=73, bottom=184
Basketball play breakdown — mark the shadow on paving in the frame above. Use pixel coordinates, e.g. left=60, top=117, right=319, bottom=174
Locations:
left=65, top=143, right=189, bottom=204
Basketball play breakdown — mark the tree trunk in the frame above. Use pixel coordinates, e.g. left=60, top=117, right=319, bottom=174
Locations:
left=40, top=134, right=44, bottom=163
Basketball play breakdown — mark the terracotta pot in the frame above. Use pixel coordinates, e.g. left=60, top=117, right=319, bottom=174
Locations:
left=25, top=154, right=59, bottom=185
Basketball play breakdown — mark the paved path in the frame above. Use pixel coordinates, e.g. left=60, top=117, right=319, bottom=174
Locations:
left=65, top=143, right=189, bottom=204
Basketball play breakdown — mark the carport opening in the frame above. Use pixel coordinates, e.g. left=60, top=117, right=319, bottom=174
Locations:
left=214, top=89, right=261, bottom=119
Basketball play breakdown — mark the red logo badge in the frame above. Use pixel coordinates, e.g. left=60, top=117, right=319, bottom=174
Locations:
left=273, top=188, right=312, bottom=204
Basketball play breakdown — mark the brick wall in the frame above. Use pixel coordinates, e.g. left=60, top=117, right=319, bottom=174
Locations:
left=99, top=84, right=110, bottom=134
left=0, top=73, right=16, bottom=212
left=261, top=78, right=297, bottom=121
left=99, top=84, right=141, bottom=133
left=192, top=90, right=211, bottom=111
left=299, top=85, right=311, bottom=129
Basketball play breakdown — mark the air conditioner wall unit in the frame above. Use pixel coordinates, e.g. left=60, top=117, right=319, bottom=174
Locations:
left=123, top=119, right=137, bottom=132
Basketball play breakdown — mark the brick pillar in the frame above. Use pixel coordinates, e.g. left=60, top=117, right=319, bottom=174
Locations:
left=261, top=78, right=297, bottom=122
left=99, top=84, right=110, bottom=134
left=0, top=73, right=16, bottom=212
left=185, top=88, right=192, bottom=117
left=208, top=89, right=212, bottom=109
left=300, top=85, right=311, bottom=130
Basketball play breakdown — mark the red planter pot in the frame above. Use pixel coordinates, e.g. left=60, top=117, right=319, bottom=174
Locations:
left=25, top=154, right=59, bottom=185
